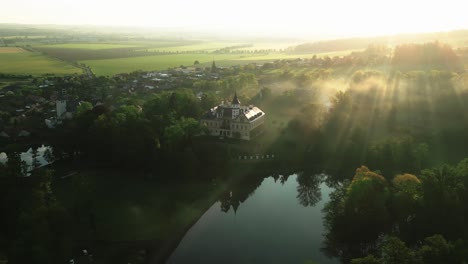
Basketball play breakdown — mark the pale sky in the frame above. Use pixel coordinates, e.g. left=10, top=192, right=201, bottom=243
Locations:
left=1, top=0, right=467, bottom=38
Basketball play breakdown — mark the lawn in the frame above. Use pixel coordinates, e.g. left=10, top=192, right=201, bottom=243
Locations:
left=0, top=47, right=81, bottom=75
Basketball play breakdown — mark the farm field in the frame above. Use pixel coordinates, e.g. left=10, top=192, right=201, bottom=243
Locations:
left=34, top=43, right=143, bottom=50
left=234, top=49, right=360, bottom=61
left=232, top=41, right=299, bottom=51
left=81, top=50, right=359, bottom=76
left=29, top=39, right=361, bottom=76
left=0, top=47, right=81, bottom=75
left=81, top=53, right=257, bottom=76
left=145, top=41, right=241, bottom=52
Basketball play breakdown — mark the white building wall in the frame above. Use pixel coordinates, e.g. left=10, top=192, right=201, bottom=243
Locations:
left=56, top=100, right=67, bottom=119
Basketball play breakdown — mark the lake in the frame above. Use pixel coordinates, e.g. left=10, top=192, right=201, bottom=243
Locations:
left=0, top=144, right=52, bottom=173
left=167, top=173, right=338, bottom=264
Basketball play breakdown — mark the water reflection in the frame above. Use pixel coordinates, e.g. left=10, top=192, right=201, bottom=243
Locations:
left=168, top=173, right=338, bottom=264
left=296, top=172, right=325, bottom=207
left=0, top=145, right=53, bottom=174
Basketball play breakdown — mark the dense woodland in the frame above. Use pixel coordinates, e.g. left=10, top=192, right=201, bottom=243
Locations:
left=2, top=41, right=468, bottom=263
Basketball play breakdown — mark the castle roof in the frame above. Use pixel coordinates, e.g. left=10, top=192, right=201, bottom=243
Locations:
left=232, top=91, right=240, bottom=105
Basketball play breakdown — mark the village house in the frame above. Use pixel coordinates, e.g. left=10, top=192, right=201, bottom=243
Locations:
left=200, top=92, right=265, bottom=140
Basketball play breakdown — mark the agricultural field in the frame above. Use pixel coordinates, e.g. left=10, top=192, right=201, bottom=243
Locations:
left=29, top=39, right=359, bottom=76
left=0, top=39, right=360, bottom=75
left=34, top=43, right=142, bottom=50
left=0, top=47, right=81, bottom=76
left=232, top=41, right=299, bottom=51
left=80, top=53, right=254, bottom=76
left=144, top=41, right=240, bottom=52
left=80, top=49, right=361, bottom=76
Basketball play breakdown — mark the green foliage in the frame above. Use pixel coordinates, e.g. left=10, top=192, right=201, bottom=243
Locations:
left=352, top=234, right=457, bottom=264
left=326, top=158, right=468, bottom=263
left=75, top=101, right=93, bottom=117
left=1, top=169, right=73, bottom=264
left=418, top=235, right=454, bottom=264
left=351, top=255, right=382, bottom=264
left=392, top=42, right=460, bottom=70
left=380, top=236, right=418, bottom=264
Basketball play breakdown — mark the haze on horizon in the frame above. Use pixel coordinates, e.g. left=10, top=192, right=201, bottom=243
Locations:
left=1, top=0, right=467, bottom=39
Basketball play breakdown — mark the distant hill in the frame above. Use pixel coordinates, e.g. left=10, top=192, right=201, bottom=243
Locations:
left=292, top=30, right=468, bottom=54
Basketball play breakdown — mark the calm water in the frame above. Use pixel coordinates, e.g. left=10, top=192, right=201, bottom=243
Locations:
left=0, top=145, right=52, bottom=172
left=167, top=174, right=338, bottom=264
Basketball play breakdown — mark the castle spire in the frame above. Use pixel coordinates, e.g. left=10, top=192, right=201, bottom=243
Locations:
left=232, top=90, right=240, bottom=105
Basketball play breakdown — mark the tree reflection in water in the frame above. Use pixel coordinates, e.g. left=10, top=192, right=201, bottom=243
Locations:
left=296, top=172, right=325, bottom=207
left=218, top=171, right=326, bottom=213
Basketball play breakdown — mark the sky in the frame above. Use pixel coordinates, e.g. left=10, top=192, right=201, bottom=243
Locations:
left=1, top=0, right=467, bottom=38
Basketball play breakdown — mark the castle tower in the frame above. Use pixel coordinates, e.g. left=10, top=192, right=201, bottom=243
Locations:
left=56, top=100, right=67, bottom=119
left=231, top=91, right=240, bottom=108
left=231, top=91, right=241, bottom=119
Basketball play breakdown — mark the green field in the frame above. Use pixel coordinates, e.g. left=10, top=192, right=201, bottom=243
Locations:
left=147, top=41, right=299, bottom=53
left=232, top=42, right=299, bottom=51
left=26, top=39, right=360, bottom=76
left=0, top=47, right=81, bottom=75
left=2, top=35, right=46, bottom=39
left=35, top=43, right=142, bottom=50
left=145, top=42, right=240, bottom=52
left=81, top=49, right=360, bottom=76
left=80, top=53, right=253, bottom=75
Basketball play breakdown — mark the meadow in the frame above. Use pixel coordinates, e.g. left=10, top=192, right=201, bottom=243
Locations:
left=0, top=47, right=81, bottom=76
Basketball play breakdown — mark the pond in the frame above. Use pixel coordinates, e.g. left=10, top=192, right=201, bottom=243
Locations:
left=167, top=173, right=338, bottom=264
left=0, top=144, right=52, bottom=174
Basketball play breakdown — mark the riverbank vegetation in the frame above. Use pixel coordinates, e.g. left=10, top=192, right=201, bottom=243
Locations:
left=323, top=162, right=468, bottom=263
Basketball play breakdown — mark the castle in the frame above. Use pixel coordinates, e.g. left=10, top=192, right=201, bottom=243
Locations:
left=200, top=92, right=265, bottom=140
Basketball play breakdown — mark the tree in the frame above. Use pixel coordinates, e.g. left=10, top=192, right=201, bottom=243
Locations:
left=5, top=152, right=22, bottom=178
left=211, top=61, right=217, bottom=73
left=7, top=169, right=73, bottom=264
left=75, top=101, right=93, bottom=117
left=419, top=164, right=465, bottom=238
left=296, top=172, right=323, bottom=207
left=418, top=235, right=454, bottom=264
left=345, top=166, right=390, bottom=240
left=380, top=236, right=417, bottom=264
left=351, top=255, right=382, bottom=264
left=31, top=148, right=41, bottom=170
left=391, top=173, right=422, bottom=225
left=43, top=148, right=54, bottom=164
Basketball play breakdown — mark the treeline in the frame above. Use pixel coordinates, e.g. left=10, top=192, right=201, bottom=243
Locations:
left=49, top=89, right=213, bottom=175
left=323, top=162, right=468, bottom=263
left=292, top=30, right=468, bottom=53
left=0, top=157, right=73, bottom=263
left=289, top=68, right=468, bottom=178
left=293, top=38, right=372, bottom=53
left=392, top=42, right=461, bottom=70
